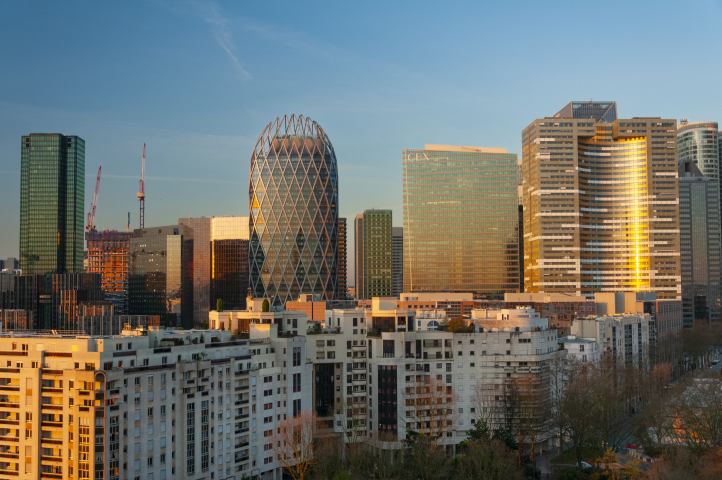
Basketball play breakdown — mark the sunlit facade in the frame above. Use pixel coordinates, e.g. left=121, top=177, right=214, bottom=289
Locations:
left=402, top=145, right=520, bottom=295
left=178, top=217, right=210, bottom=327
left=677, top=121, right=719, bottom=188
left=211, top=216, right=249, bottom=311
left=248, top=115, right=339, bottom=305
left=522, top=102, right=681, bottom=298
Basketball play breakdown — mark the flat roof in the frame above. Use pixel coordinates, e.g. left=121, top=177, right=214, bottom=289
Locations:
left=424, top=144, right=507, bottom=154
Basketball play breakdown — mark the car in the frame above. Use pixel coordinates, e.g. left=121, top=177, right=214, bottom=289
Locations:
left=580, top=461, right=592, bottom=470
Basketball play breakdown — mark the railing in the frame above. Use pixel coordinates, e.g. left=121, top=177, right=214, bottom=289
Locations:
left=40, top=439, right=62, bottom=446
left=41, top=455, right=62, bottom=463
left=0, top=419, right=18, bottom=426
left=0, top=469, right=19, bottom=476
left=42, top=388, right=63, bottom=394
left=0, top=403, right=19, bottom=409
left=235, top=385, right=249, bottom=391
left=41, top=421, right=63, bottom=428
left=0, top=436, right=19, bottom=442
left=0, top=387, right=19, bottom=392
left=0, top=453, right=18, bottom=459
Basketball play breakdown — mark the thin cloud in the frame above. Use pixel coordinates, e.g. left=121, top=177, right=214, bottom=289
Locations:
left=102, top=174, right=242, bottom=185
left=195, top=0, right=250, bottom=79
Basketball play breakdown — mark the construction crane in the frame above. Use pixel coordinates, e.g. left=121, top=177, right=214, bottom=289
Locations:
left=137, top=144, right=145, bottom=229
left=86, top=166, right=102, bottom=231
left=127, top=212, right=130, bottom=233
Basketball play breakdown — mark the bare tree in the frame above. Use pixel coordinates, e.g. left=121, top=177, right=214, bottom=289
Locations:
left=270, top=410, right=318, bottom=480
left=454, top=439, right=525, bottom=480
left=564, top=365, right=598, bottom=468
left=677, top=375, right=722, bottom=452
left=404, top=374, right=459, bottom=445
left=546, top=354, right=575, bottom=460
left=334, top=395, right=367, bottom=473
left=472, top=380, right=501, bottom=434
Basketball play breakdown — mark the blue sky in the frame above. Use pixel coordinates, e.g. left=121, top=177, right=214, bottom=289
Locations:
left=1, top=0, right=722, bottom=280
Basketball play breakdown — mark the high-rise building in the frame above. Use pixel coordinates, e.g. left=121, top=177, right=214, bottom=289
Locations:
left=128, top=225, right=194, bottom=328
left=677, top=121, right=719, bottom=190
left=178, top=216, right=211, bottom=327
left=85, top=230, right=132, bottom=314
left=211, top=216, right=250, bottom=312
left=248, top=115, right=339, bottom=305
left=402, top=145, right=520, bottom=295
left=678, top=159, right=721, bottom=325
left=522, top=102, right=681, bottom=299
left=392, top=227, right=403, bottom=297
left=20, top=133, right=85, bottom=274
left=355, top=210, right=393, bottom=299
left=338, top=218, right=348, bottom=299
left=1, top=258, right=19, bottom=271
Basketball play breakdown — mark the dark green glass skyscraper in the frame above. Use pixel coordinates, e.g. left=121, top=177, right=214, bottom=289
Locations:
left=20, top=134, right=85, bottom=274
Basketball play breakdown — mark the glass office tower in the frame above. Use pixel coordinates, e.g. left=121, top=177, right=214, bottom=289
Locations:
left=677, top=121, right=719, bottom=188
left=178, top=216, right=210, bottom=327
left=402, top=145, right=520, bottom=295
left=249, top=115, right=339, bottom=306
left=129, top=225, right=194, bottom=328
left=211, top=216, right=250, bottom=311
left=355, top=209, right=393, bottom=299
left=20, top=133, right=85, bottom=274
left=522, top=102, right=681, bottom=299
left=338, top=218, right=348, bottom=299
left=392, top=227, right=403, bottom=297
left=678, top=159, right=721, bottom=325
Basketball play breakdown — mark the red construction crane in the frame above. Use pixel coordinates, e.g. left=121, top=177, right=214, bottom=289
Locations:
left=86, top=166, right=102, bottom=231
left=137, top=144, right=145, bottom=228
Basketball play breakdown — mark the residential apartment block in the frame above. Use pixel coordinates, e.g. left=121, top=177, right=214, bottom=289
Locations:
left=571, top=313, right=651, bottom=366
left=0, top=324, right=310, bottom=480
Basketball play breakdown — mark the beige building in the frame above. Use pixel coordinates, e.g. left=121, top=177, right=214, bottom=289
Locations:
left=522, top=101, right=681, bottom=299
left=0, top=324, right=310, bottom=480
left=572, top=313, right=651, bottom=366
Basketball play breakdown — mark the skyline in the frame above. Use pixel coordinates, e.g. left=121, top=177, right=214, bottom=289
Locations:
left=2, top=1, right=722, bottom=277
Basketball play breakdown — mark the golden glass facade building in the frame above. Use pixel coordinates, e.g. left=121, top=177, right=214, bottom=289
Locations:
left=402, top=145, right=520, bottom=295
left=522, top=102, right=681, bottom=298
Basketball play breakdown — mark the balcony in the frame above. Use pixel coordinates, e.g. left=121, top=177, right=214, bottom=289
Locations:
left=234, top=441, right=249, bottom=449
left=41, top=439, right=63, bottom=447
left=41, top=455, right=63, bottom=464
left=0, top=420, right=18, bottom=426
left=40, top=405, right=63, bottom=412
left=0, top=436, right=19, bottom=443
left=0, top=453, right=18, bottom=460
left=235, top=385, right=249, bottom=392
left=41, top=388, right=63, bottom=394
left=235, top=428, right=249, bottom=434
left=235, top=414, right=249, bottom=420
left=0, top=469, right=18, bottom=476
left=234, top=456, right=249, bottom=464
left=234, top=400, right=249, bottom=406
left=41, top=421, right=63, bottom=429
left=0, top=387, right=19, bottom=393
left=0, top=403, right=18, bottom=410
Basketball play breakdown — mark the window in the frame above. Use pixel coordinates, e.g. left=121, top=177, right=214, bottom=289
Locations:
left=135, top=377, right=140, bottom=386
left=293, top=374, right=301, bottom=393
left=293, top=399, right=301, bottom=417
left=293, top=347, right=301, bottom=367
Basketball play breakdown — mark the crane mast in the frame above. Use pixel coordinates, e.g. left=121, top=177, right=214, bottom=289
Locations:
left=137, top=144, right=145, bottom=228
left=86, top=166, right=101, bottom=231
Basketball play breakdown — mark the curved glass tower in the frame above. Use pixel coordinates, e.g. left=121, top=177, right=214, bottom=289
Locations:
left=249, top=115, right=339, bottom=306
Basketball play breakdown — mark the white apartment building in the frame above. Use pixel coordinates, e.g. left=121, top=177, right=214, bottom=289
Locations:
left=209, top=298, right=311, bottom=337
left=361, top=307, right=561, bottom=454
left=557, top=335, right=600, bottom=364
left=571, top=314, right=650, bottom=366
left=0, top=324, right=310, bottom=480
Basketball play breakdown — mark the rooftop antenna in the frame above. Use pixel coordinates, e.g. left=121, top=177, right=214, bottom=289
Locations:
left=137, top=144, right=145, bottom=228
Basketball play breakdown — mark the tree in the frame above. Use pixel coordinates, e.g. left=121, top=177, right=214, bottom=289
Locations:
left=472, top=380, right=501, bottom=433
left=270, top=410, right=317, bottom=480
left=402, top=433, right=451, bottom=480
left=677, top=375, right=722, bottom=452
left=404, top=374, right=459, bottom=446
left=454, top=439, right=525, bottom=480
left=564, top=365, right=597, bottom=468
left=547, top=353, right=574, bottom=460
left=448, top=317, right=472, bottom=333
left=333, top=395, right=367, bottom=473
left=217, top=298, right=223, bottom=312
left=262, top=299, right=270, bottom=312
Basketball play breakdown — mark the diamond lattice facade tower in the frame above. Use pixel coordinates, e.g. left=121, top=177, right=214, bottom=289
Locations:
left=249, top=115, right=339, bottom=305
left=20, top=133, right=85, bottom=274
left=522, top=102, right=681, bottom=298
left=402, top=145, right=520, bottom=295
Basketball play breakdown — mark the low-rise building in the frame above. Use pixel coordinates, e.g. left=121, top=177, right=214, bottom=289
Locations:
left=572, top=313, right=651, bottom=366
left=557, top=335, right=600, bottom=364
left=209, top=297, right=312, bottom=337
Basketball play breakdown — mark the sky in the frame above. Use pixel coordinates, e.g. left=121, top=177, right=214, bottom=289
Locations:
left=1, top=0, right=722, bottom=283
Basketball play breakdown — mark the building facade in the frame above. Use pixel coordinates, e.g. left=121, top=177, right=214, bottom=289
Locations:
left=678, top=159, right=721, bottom=325
left=178, top=217, right=211, bottom=327
left=392, top=227, right=403, bottom=297
left=85, top=230, right=133, bottom=315
left=677, top=121, right=719, bottom=190
left=20, top=134, right=85, bottom=274
left=128, top=226, right=194, bottom=328
left=522, top=102, right=681, bottom=299
left=355, top=210, right=393, bottom=300
left=338, top=218, right=348, bottom=300
left=572, top=313, right=651, bottom=366
left=402, top=145, right=520, bottom=296
left=210, top=216, right=250, bottom=313
left=0, top=325, right=310, bottom=480
left=248, top=115, right=339, bottom=306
